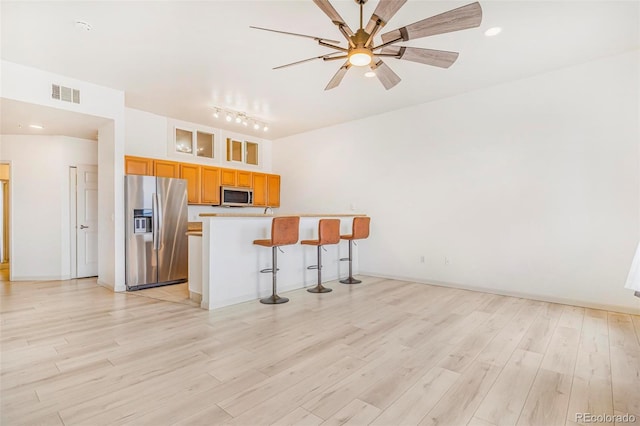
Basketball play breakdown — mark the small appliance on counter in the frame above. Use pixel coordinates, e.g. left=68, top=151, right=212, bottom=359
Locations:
left=125, top=175, right=188, bottom=290
left=220, top=186, right=253, bottom=207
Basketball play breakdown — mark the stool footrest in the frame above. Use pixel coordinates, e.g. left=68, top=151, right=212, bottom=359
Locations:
left=260, top=268, right=280, bottom=273
left=306, top=265, right=319, bottom=270
left=339, top=257, right=349, bottom=261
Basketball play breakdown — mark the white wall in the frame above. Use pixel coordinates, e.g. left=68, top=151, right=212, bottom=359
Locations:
left=125, top=107, right=275, bottom=220
left=0, top=135, right=97, bottom=280
left=1, top=61, right=126, bottom=290
left=274, top=51, right=640, bottom=314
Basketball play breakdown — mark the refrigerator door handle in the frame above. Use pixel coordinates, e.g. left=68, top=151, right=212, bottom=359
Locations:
left=152, top=192, right=159, bottom=250
left=156, top=192, right=163, bottom=250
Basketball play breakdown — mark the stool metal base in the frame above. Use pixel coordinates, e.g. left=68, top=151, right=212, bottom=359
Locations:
left=340, top=277, right=362, bottom=284
left=307, top=285, right=332, bottom=293
left=260, top=295, right=289, bottom=304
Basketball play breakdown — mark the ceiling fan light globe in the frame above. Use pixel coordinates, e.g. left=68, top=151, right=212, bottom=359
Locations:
left=348, top=48, right=372, bottom=67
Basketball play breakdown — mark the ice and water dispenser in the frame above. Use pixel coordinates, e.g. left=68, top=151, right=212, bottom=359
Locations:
left=133, top=209, right=152, bottom=233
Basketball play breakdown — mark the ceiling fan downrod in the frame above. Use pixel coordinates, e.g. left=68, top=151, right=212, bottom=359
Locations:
left=356, top=0, right=368, bottom=30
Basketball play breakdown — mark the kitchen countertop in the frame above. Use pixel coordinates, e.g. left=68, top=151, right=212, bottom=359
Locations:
left=199, top=213, right=367, bottom=218
left=187, top=221, right=202, bottom=236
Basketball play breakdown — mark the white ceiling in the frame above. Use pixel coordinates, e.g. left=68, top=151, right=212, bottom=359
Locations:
left=0, top=98, right=108, bottom=140
left=1, top=1, right=638, bottom=140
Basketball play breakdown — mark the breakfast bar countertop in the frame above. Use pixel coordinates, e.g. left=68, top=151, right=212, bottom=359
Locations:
left=199, top=213, right=367, bottom=218
left=193, top=214, right=363, bottom=310
left=187, top=221, right=203, bottom=236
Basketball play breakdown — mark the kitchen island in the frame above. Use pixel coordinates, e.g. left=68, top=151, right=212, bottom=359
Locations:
left=191, top=213, right=366, bottom=310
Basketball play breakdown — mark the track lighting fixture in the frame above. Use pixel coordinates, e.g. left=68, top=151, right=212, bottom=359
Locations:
left=211, top=106, right=269, bottom=132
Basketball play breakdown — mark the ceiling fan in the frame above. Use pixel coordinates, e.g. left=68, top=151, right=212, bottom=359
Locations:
left=251, top=0, right=482, bottom=91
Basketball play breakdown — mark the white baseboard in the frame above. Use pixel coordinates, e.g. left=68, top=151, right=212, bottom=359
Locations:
left=9, top=275, right=69, bottom=281
left=360, top=271, right=640, bottom=315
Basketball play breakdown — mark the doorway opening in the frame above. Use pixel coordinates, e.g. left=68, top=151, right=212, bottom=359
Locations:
left=70, top=165, right=98, bottom=278
left=0, top=163, right=9, bottom=281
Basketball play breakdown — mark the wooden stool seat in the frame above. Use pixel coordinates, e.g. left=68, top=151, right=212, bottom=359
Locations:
left=340, top=216, right=370, bottom=284
left=302, top=219, right=340, bottom=293
left=253, top=216, right=300, bottom=304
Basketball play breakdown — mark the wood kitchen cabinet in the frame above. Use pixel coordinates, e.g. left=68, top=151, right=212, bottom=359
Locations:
left=154, top=160, right=181, bottom=178
left=221, top=168, right=251, bottom=188
left=124, top=155, right=277, bottom=206
left=220, top=168, right=236, bottom=187
left=252, top=173, right=267, bottom=206
left=180, top=164, right=201, bottom=204
left=251, top=173, right=280, bottom=207
left=267, top=174, right=281, bottom=207
left=201, top=166, right=221, bottom=205
left=237, top=171, right=252, bottom=188
left=124, top=156, right=154, bottom=176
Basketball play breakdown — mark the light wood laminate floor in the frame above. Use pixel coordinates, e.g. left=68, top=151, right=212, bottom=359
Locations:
left=129, top=282, right=201, bottom=308
left=1, top=276, right=639, bottom=426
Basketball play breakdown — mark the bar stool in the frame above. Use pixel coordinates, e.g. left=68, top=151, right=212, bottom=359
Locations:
left=253, top=216, right=300, bottom=304
left=301, top=219, right=341, bottom=293
left=340, top=216, right=370, bottom=284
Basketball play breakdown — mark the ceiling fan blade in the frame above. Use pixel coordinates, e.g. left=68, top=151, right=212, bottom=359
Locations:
left=381, top=46, right=459, bottom=68
left=273, top=53, right=343, bottom=70
left=364, top=0, right=408, bottom=34
left=380, top=2, right=482, bottom=44
left=249, top=26, right=341, bottom=44
left=370, top=59, right=401, bottom=90
left=312, top=0, right=354, bottom=37
left=325, top=61, right=351, bottom=90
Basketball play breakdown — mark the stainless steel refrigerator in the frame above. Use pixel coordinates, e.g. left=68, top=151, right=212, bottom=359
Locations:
left=125, top=175, right=188, bottom=290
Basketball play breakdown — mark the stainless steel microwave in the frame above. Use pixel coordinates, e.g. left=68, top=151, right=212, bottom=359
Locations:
left=220, top=186, right=253, bottom=207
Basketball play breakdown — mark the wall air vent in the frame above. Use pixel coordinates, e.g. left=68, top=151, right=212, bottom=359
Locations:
left=51, top=84, right=80, bottom=104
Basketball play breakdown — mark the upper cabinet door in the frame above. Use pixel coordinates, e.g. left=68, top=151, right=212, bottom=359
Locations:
left=267, top=174, right=281, bottom=207
left=125, top=156, right=154, bottom=176
left=180, top=164, right=201, bottom=204
left=252, top=173, right=267, bottom=206
left=201, top=166, right=221, bottom=205
left=155, top=160, right=181, bottom=178
left=220, top=168, right=237, bottom=187
left=237, top=171, right=252, bottom=188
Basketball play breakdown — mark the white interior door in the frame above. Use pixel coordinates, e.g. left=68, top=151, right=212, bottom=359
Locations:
left=77, top=165, right=98, bottom=277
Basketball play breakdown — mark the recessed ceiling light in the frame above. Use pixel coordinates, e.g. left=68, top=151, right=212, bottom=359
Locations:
left=364, top=71, right=376, bottom=78
left=29, top=124, right=44, bottom=129
left=484, top=27, right=502, bottom=37
left=75, top=21, right=92, bottom=32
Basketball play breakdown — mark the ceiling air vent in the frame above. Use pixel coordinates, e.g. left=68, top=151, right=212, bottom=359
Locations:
left=51, top=84, right=80, bottom=104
